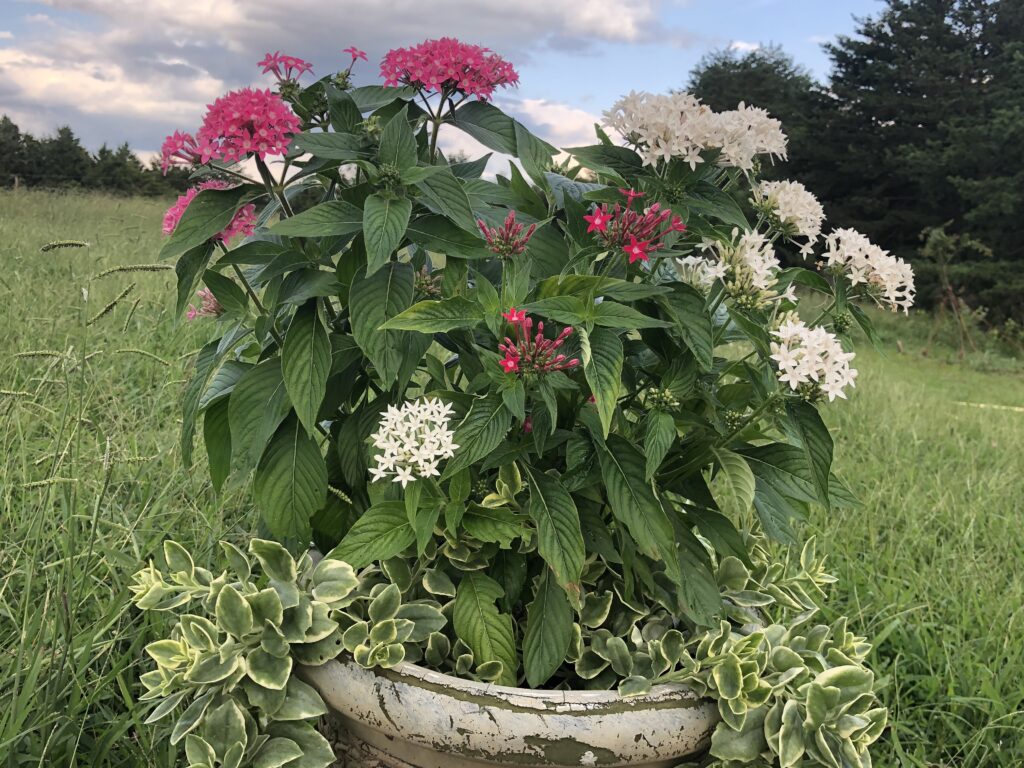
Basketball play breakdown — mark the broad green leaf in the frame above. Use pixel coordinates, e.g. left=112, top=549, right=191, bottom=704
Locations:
left=198, top=360, right=250, bottom=411
left=461, top=505, right=526, bottom=548
left=160, top=186, right=252, bottom=261
left=564, top=145, right=642, bottom=177
left=591, top=301, right=670, bottom=329
left=521, top=465, right=585, bottom=594
left=406, top=214, right=490, bottom=259
left=170, top=692, right=214, bottom=744
left=326, top=501, right=414, bottom=569
left=536, top=275, right=671, bottom=302
left=453, top=101, right=518, bottom=154
left=740, top=443, right=818, bottom=503
left=644, top=410, right=676, bottom=480
left=659, top=284, right=714, bottom=370
left=377, top=106, right=418, bottom=170
left=265, top=721, right=337, bottom=768
left=363, top=193, right=411, bottom=276
left=272, top=677, right=328, bottom=721
left=181, top=328, right=246, bottom=467
left=710, top=448, right=756, bottom=517
left=584, top=328, right=623, bottom=438
left=246, top=647, right=292, bottom=690
left=778, top=699, right=806, bottom=767
left=216, top=584, right=254, bottom=638
left=349, top=84, right=417, bottom=111
left=203, top=398, right=232, bottom=494
left=175, top=244, right=213, bottom=319
left=593, top=435, right=674, bottom=559
left=752, top=477, right=803, bottom=544
left=415, top=167, right=477, bottom=232
left=453, top=573, right=517, bottom=686
left=290, top=131, right=372, bottom=160
left=269, top=200, right=363, bottom=237
left=202, top=699, right=247, bottom=759
left=522, top=570, right=573, bottom=687
left=229, top=358, right=292, bottom=474
left=253, top=415, right=327, bottom=544
left=381, top=295, right=484, bottom=332
left=253, top=737, right=303, bottom=768
left=282, top=301, right=331, bottom=435
left=349, top=262, right=416, bottom=386
left=784, top=401, right=833, bottom=510
left=441, top=395, right=511, bottom=479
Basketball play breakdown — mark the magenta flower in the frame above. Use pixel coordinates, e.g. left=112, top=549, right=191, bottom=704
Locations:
left=478, top=210, right=536, bottom=257
left=195, top=88, right=302, bottom=163
left=163, top=180, right=257, bottom=242
left=381, top=37, right=518, bottom=101
left=585, top=189, right=686, bottom=262
left=498, top=311, right=579, bottom=376
left=258, top=51, right=313, bottom=82
left=343, top=46, right=368, bottom=62
left=187, top=288, right=224, bottom=321
left=159, top=130, right=201, bottom=174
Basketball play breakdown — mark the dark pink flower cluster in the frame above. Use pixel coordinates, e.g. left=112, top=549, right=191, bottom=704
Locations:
left=162, top=180, right=257, bottom=242
left=187, top=288, right=224, bottom=321
left=258, top=51, right=313, bottom=82
left=160, top=130, right=201, bottom=173
left=196, top=88, right=302, bottom=162
left=498, top=308, right=579, bottom=375
left=583, top=189, right=686, bottom=264
left=381, top=37, right=518, bottom=100
left=477, top=210, right=536, bottom=257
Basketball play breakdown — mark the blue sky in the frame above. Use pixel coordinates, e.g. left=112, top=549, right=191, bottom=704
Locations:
left=0, top=0, right=884, bottom=157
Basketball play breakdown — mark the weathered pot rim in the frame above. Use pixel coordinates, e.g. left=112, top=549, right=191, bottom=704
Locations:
left=307, top=654, right=706, bottom=708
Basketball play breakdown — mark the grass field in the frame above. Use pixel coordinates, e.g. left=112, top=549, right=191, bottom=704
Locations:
left=1, top=188, right=1022, bottom=767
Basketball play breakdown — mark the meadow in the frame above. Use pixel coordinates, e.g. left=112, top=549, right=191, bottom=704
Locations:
left=0, top=189, right=1021, bottom=767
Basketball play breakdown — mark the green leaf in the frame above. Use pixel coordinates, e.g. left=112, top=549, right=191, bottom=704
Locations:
left=406, top=215, right=490, bottom=259
left=644, top=410, right=676, bottom=480
left=522, top=570, right=573, bottom=687
left=453, top=101, right=519, bottom=154
left=160, top=186, right=251, bottom=261
left=246, top=647, right=293, bottom=690
left=453, top=573, right=517, bottom=686
left=784, top=401, right=833, bottom=510
left=659, top=284, right=714, bottom=370
left=415, top=168, right=477, bottom=233
left=203, top=398, right=232, bottom=494
left=216, top=584, right=254, bottom=638
left=253, top=415, right=327, bottom=544
left=269, top=200, right=364, bottom=237
left=253, top=737, right=303, bottom=768
left=349, top=262, right=416, bottom=385
left=272, top=677, right=328, bottom=721
left=326, top=501, right=414, bottom=569
left=282, top=301, right=331, bottom=435
left=564, top=145, right=642, bottom=178
left=593, top=435, right=674, bottom=559
left=378, top=106, right=418, bottom=170
left=175, top=244, right=213, bottom=319
left=170, top=692, right=214, bottom=744
left=350, top=84, right=417, bottom=111
left=265, top=721, right=337, bottom=768
left=202, top=699, right=247, bottom=759
left=710, top=448, right=756, bottom=517
left=381, top=295, right=484, bottom=332
left=229, top=358, right=292, bottom=474
left=363, top=194, right=412, bottom=276
left=584, top=328, right=623, bottom=438
left=591, top=301, right=670, bottom=329
left=442, top=395, right=511, bottom=479
left=290, top=131, right=372, bottom=160
left=461, top=505, right=526, bottom=548
left=778, top=699, right=806, bottom=767
left=521, top=466, right=585, bottom=594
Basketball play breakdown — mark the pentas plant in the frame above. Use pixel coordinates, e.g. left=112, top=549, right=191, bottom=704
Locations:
left=142, top=39, right=912, bottom=768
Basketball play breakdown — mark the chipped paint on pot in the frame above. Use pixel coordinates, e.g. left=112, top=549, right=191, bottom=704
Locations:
left=299, top=658, right=717, bottom=768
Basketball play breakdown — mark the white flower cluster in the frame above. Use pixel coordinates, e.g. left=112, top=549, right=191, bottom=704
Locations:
left=771, top=319, right=858, bottom=402
left=675, top=255, right=729, bottom=290
left=603, top=91, right=788, bottom=171
left=698, top=229, right=794, bottom=303
left=755, top=180, right=826, bottom=254
left=823, top=228, right=916, bottom=313
left=369, top=398, right=459, bottom=488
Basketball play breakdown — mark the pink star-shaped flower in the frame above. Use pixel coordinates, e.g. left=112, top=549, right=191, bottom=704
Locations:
left=618, top=188, right=645, bottom=206
left=499, top=356, right=520, bottom=374
left=583, top=208, right=611, bottom=233
left=344, top=46, right=368, bottom=62
left=502, top=307, right=527, bottom=323
left=624, top=235, right=651, bottom=264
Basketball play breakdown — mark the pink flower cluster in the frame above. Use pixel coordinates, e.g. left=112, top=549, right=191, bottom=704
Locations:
left=343, top=46, right=368, bottom=64
left=187, top=288, right=224, bottom=321
left=583, top=189, right=686, bottom=264
left=381, top=37, right=519, bottom=100
left=162, top=180, right=257, bottom=242
left=498, top=308, right=579, bottom=375
left=477, top=210, right=536, bottom=257
left=258, top=51, right=313, bottom=82
left=159, top=88, right=301, bottom=172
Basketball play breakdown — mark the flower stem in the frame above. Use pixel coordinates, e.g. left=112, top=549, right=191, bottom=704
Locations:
left=254, top=156, right=294, bottom=218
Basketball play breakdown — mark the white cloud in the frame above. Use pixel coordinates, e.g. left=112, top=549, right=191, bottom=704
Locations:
left=0, top=31, right=14, bottom=40
left=729, top=41, right=761, bottom=53
left=514, top=98, right=602, bottom=148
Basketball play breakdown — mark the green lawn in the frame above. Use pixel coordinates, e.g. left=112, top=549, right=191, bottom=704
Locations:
left=1, top=189, right=1021, bottom=766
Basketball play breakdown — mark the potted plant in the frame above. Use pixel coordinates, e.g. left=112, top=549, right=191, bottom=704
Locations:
left=131, top=39, right=913, bottom=768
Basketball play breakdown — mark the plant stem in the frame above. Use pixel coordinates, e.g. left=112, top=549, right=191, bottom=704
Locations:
left=224, top=259, right=285, bottom=348
left=254, top=156, right=294, bottom=218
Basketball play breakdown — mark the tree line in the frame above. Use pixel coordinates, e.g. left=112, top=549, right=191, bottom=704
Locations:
left=688, top=0, right=1023, bottom=324
left=0, top=117, right=191, bottom=197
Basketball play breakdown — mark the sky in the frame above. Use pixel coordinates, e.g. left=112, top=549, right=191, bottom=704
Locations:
left=0, top=0, right=885, bottom=163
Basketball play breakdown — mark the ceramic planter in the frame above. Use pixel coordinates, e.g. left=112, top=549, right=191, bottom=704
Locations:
left=299, top=657, right=717, bottom=768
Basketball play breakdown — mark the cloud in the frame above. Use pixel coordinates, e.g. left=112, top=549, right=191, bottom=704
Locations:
left=0, top=31, right=14, bottom=40
left=514, top=98, right=603, bottom=148
left=728, top=41, right=761, bottom=53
